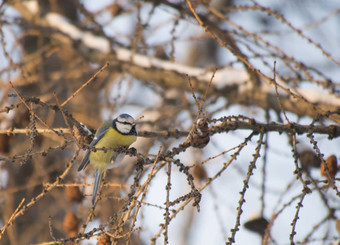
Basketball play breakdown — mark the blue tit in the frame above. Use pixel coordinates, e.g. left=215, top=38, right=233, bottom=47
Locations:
left=78, top=113, right=137, bottom=205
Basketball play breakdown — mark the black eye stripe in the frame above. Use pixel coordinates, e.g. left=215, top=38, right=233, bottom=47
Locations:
left=117, top=121, right=134, bottom=125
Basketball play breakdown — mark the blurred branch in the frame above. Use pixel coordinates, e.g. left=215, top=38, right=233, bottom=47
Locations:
left=6, top=2, right=338, bottom=122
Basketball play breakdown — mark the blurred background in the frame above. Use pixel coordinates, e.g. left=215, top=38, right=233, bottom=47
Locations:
left=0, top=0, right=340, bottom=244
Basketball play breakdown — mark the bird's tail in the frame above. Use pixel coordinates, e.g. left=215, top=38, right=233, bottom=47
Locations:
left=92, top=169, right=104, bottom=205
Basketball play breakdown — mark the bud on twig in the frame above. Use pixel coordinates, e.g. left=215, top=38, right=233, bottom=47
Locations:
left=189, top=119, right=210, bottom=148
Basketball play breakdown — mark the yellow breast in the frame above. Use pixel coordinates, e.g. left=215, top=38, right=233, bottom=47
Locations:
left=89, top=127, right=137, bottom=171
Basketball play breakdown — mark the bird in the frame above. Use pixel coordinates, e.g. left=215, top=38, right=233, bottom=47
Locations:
left=78, top=113, right=137, bottom=205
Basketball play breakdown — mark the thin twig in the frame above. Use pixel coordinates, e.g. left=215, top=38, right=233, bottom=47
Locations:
left=54, top=92, right=82, bottom=149
left=164, top=160, right=172, bottom=244
left=289, top=190, right=308, bottom=244
left=272, top=61, right=290, bottom=123
left=227, top=133, right=264, bottom=245
left=126, top=146, right=161, bottom=231
left=48, top=216, right=56, bottom=242
left=60, top=62, right=109, bottom=107
left=0, top=198, right=25, bottom=239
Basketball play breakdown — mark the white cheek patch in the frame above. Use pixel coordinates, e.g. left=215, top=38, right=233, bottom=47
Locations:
left=116, top=123, right=133, bottom=134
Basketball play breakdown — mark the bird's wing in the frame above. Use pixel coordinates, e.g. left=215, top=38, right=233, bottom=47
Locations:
left=77, top=125, right=110, bottom=171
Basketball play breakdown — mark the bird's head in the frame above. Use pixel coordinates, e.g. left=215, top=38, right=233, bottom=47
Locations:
left=113, top=113, right=137, bottom=135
